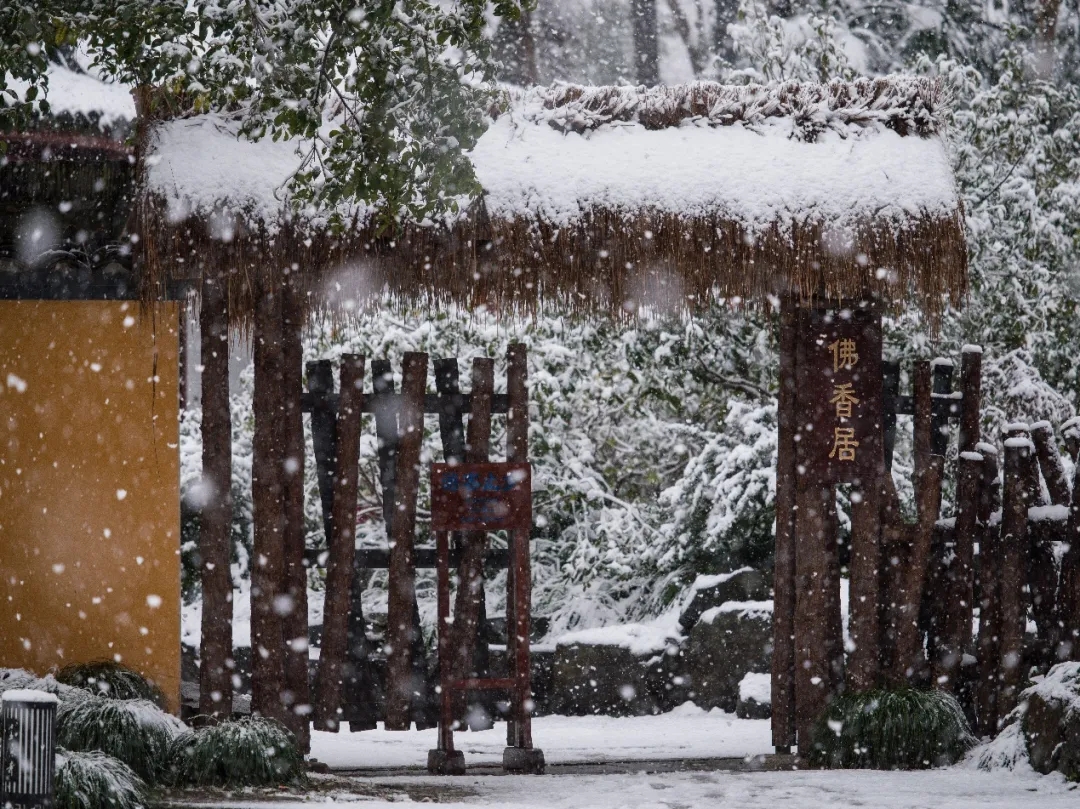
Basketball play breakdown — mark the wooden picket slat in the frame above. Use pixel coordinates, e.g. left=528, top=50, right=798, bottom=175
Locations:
left=384, top=352, right=429, bottom=730
left=313, top=354, right=366, bottom=731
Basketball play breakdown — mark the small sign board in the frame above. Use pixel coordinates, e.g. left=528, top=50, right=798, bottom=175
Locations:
left=431, top=462, right=532, bottom=532
left=797, top=303, right=884, bottom=486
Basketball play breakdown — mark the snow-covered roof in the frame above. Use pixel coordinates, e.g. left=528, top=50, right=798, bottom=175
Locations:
left=473, top=80, right=957, bottom=234
left=139, top=78, right=966, bottom=318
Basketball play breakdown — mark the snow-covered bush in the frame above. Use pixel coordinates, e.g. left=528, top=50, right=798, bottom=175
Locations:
left=0, top=669, right=93, bottom=705
left=55, top=750, right=146, bottom=809
left=56, top=662, right=167, bottom=709
left=168, top=717, right=304, bottom=787
left=811, top=688, right=976, bottom=769
left=56, top=698, right=186, bottom=782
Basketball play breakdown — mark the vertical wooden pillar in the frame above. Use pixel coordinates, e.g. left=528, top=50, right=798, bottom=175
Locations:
left=938, top=451, right=981, bottom=691
left=771, top=298, right=798, bottom=750
left=847, top=482, right=882, bottom=692
left=794, top=482, right=833, bottom=751
left=385, top=352, right=429, bottom=730
left=448, top=359, right=494, bottom=724
left=312, top=355, right=366, bottom=731
left=251, top=278, right=288, bottom=724
left=280, top=280, right=311, bottom=748
left=197, top=269, right=233, bottom=721
left=1031, top=422, right=1069, bottom=506
left=1063, top=418, right=1080, bottom=661
left=504, top=342, right=535, bottom=758
left=957, top=347, right=982, bottom=454
left=975, top=447, right=1002, bottom=733
left=893, top=361, right=943, bottom=685
left=999, top=432, right=1031, bottom=715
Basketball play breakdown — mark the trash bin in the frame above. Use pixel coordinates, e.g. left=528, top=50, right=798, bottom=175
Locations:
left=1, top=690, right=58, bottom=809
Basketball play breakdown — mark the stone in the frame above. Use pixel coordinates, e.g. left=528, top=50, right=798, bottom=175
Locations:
left=503, top=746, right=546, bottom=774
left=550, top=623, right=680, bottom=716
left=736, top=672, right=772, bottom=719
left=679, top=568, right=772, bottom=630
left=1021, top=662, right=1080, bottom=780
left=682, top=600, right=772, bottom=712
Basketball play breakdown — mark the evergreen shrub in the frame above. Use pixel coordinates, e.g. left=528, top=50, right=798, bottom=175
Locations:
left=56, top=698, right=185, bottom=782
left=55, top=749, right=147, bottom=809
left=810, top=688, right=976, bottom=769
left=169, top=716, right=305, bottom=787
left=57, top=661, right=168, bottom=708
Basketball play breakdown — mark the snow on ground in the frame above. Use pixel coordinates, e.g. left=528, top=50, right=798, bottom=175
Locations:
left=310, top=703, right=772, bottom=770
left=199, top=768, right=1077, bottom=809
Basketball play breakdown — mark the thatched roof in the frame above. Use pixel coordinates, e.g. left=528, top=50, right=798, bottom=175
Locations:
left=139, top=77, right=966, bottom=319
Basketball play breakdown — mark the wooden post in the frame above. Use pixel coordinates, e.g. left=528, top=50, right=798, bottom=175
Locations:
left=312, top=355, right=366, bottom=731
left=1062, top=418, right=1080, bottom=661
left=975, top=447, right=1002, bottom=734
left=893, top=360, right=943, bottom=685
left=306, top=361, right=337, bottom=542
left=1028, top=514, right=1060, bottom=664
left=280, top=281, right=311, bottom=748
left=957, top=347, right=982, bottom=454
left=1031, top=421, right=1069, bottom=506
left=1061, top=417, right=1080, bottom=464
left=385, top=352, right=428, bottom=730
left=505, top=344, right=528, bottom=747
left=448, top=358, right=495, bottom=726
left=197, top=269, right=233, bottom=721
left=504, top=342, right=539, bottom=764
left=999, top=431, right=1031, bottom=716
left=771, top=299, right=798, bottom=749
left=937, top=450, right=981, bottom=692
left=251, top=279, right=288, bottom=724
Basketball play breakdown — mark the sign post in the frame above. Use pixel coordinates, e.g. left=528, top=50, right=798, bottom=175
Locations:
left=427, top=462, right=545, bottom=775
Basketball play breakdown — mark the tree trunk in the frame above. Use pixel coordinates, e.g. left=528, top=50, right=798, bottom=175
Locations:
left=251, top=280, right=288, bottom=724
left=198, top=269, right=233, bottom=721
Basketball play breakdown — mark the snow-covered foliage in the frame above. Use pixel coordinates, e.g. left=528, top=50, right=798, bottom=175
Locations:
left=812, top=688, right=976, bottom=769
left=0, top=668, right=94, bottom=705
left=56, top=698, right=187, bottom=782
left=56, top=662, right=168, bottom=708
left=55, top=749, right=147, bottom=809
left=169, top=717, right=305, bottom=787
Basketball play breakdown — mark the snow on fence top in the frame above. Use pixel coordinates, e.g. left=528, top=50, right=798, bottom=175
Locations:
left=140, top=77, right=966, bottom=320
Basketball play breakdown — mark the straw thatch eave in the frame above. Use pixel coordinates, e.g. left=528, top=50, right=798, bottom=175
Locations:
left=136, top=77, right=968, bottom=323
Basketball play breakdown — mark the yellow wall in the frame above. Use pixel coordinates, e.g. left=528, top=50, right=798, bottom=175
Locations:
left=0, top=301, right=180, bottom=711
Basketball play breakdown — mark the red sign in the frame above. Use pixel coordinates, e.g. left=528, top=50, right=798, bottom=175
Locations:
left=430, top=462, right=532, bottom=532
left=796, top=304, right=884, bottom=486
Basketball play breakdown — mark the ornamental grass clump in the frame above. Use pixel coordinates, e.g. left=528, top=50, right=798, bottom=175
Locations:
left=57, top=662, right=168, bottom=709
left=169, top=716, right=305, bottom=787
left=811, top=688, right=976, bottom=769
left=57, top=698, right=187, bottom=782
left=55, top=749, right=147, bottom=809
